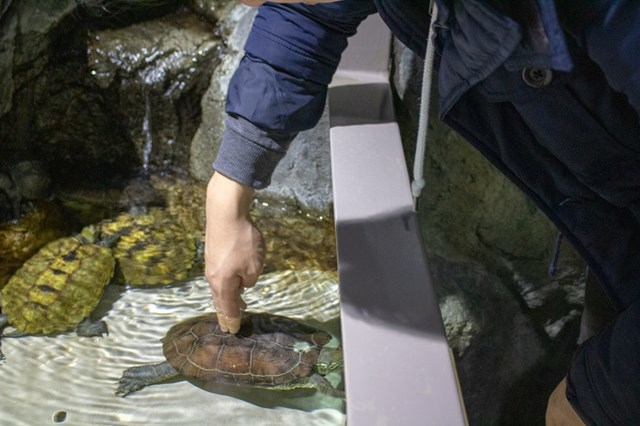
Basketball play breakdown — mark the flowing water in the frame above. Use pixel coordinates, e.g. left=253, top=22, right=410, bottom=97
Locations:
left=0, top=179, right=344, bottom=426
left=0, top=271, right=344, bottom=426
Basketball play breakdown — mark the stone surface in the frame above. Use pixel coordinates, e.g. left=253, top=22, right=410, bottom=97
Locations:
left=431, top=254, right=547, bottom=424
left=0, top=0, right=139, bottom=182
left=261, top=109, right=333, bottom=212
left=189, top=0, right=235, bottom=25
left=88, top=9, right=223, bottom=174
left=0, top=0, right=76, bottom=115
left=189, top=3, right=256, bottom=183
left=0, top=1, right=16, bottom=116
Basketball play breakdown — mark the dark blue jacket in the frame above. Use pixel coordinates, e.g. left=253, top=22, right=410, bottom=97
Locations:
left=214, top=1, right=640, bottom=423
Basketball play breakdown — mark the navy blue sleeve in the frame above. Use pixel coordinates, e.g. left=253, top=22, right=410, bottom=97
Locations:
left=215, top=1, right=377, bottom=188
left=226, top=0, right=377, bottom=132
left=567, top=299, right=640, bottom=425
left=559, top=3, right=640, bottom=423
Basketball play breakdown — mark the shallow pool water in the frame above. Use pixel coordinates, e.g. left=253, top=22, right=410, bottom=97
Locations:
left=0, top=269, right=344, bottom=426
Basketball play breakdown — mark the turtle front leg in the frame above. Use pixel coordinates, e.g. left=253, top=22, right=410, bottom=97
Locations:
left=0, top=314, right=8, bottom=361
left=76, top=317, right=108, bottom=337
left=275, top=374, right=345, bottom=398
left=308, top=373, right=345, bottom=398
left=116, top=361, right=179, bottom=397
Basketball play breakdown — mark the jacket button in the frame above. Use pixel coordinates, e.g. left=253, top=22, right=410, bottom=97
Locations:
left=522, top=68, right=553, bottom=88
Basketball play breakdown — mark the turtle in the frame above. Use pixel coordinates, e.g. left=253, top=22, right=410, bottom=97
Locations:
left=116, top=312, right=344, bottom=398
left=0, top=201, right=70, bottom=290
left=0, top=224, right=119, bottom=344
left=99, top=207, right=198, bottom=286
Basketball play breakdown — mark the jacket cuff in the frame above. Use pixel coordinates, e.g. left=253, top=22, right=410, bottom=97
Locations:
left=213, top=114, right=296, bottom=190
left=566, top=347, right=608, bottom=425
left=566, top=299, right=640, bottom=426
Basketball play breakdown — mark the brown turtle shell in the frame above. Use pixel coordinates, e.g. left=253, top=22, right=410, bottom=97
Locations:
left=162, top=313, right=332, bottom=386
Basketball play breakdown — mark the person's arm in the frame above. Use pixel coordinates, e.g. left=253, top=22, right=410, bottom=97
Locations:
left=205, top=172, right=262, bottom=333
left=206, top=0, right=377, bottom=333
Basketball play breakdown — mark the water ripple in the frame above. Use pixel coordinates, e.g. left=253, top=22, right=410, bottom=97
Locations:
left=0, top=269, right=343, bottom=425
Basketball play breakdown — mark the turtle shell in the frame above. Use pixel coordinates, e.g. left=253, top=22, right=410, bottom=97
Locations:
left=100, top=208, right=197, bottom=286
left=162, top=313, right=332, bottom=386
left=1, top=227, right=115, bottom=334
left=0, top=202, right=69, bottom=290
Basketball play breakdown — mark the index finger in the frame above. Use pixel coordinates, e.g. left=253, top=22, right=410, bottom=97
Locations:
left=210, top=276, right=245, bottom=333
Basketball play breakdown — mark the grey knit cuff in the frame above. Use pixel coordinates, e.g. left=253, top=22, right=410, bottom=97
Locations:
left=213, top=114, right=296, bottom=189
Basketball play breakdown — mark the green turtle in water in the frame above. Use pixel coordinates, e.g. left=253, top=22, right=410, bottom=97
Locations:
left=99, top=208, right=198, bottom=286
left=116, top=312, right=344, bottom=398
left=0, top=224, right=120, bottom=358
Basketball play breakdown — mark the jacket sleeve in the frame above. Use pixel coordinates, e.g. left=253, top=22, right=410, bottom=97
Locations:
left=561, top=3, right=640, bottom=423
left=214, top=0, right=377, bottom=189
left=567, top=298, right=640, bottom=425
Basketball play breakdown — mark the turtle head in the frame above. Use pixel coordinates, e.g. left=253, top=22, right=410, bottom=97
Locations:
left=77, top=222, right=127, bottom=248
left=316, top=347, right=343, bottom=375
left=77, top=224, right=101, bottom=244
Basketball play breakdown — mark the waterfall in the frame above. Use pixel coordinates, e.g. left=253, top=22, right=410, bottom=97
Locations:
left=141, top=89, right=153, bottom=172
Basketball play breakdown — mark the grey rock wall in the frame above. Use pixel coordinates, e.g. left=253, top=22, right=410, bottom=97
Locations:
left=0, top=0, right=138, bottom=181
left=87, top=9, right=223, bottom=174
left=189, top=4, right=255, bottom=183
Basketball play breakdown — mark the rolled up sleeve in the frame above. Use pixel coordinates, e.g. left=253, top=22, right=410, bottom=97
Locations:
left=214, top=1, right=377, bottom=188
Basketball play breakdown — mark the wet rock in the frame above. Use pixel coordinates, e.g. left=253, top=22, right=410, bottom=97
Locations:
left=0, top=172, right=19, bottom=219
left=431, top=255, right=547, bottom=424
left=0, top=1, right=17, bottom=116
left=189, top=4, right=255, bottom=183
left=88, top=10, right=224, bottom=174
left=119, top=175, right=164, bottom=212
left=0, top=0, right=140, bottom=183
left=262, top=109, right=333, bottom=212
left=76, top=0, right=185, bottom=25
left=9, top=161, right=51, bottom=201
left=0, top=0, right=76, bottom=116
left=188, top=0, right=234, bottom=25
left=0, top=189, right=13, bottom=221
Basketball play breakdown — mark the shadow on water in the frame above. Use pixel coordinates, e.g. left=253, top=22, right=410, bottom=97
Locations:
left=193, top=380, right=346, bottom=413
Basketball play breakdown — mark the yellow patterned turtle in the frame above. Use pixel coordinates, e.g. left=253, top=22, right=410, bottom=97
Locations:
left=0, top=224, right=117, bottom=340
left=99, top=208, right=199, bottom=286
left=116, top=312, right=343, bottom=397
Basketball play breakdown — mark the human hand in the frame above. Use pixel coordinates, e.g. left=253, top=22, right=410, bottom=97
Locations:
left=546, top=377, right=585, bottom=426
left=205, top=172, right=265, bottom=333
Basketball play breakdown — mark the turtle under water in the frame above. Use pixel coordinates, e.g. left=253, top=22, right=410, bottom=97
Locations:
left=116, top=312, right=343, bottom=398
left=99, top=208, right=198, bottom=286
left=0, top=224, right=117, bottom=338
